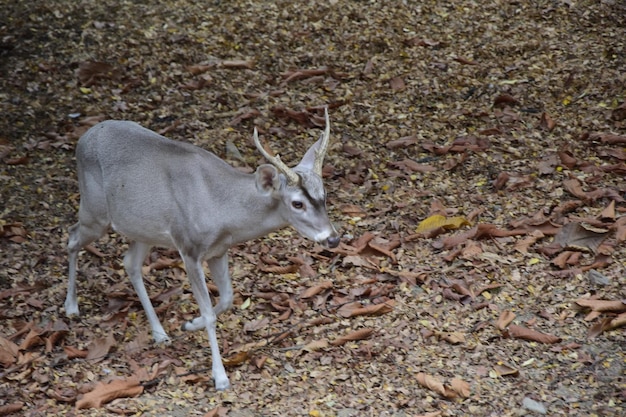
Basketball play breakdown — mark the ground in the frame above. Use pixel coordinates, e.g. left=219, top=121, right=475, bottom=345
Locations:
left=0, top=1, right=625, bottom=416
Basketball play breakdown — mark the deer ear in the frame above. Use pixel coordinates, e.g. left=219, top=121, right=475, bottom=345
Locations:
left=255, top=164, right=281, bottom=194
left=294, top=137, right=321, bottom=172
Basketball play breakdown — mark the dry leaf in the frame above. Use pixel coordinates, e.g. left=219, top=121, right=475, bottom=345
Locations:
left=0, top=336, right=19, bottom=366
left=203, top=406, right=229, bottom=417
left=435, top=331, right=466, bottom=345
left=222, top=351, right=249, bottom=367
left=450, top=378, right=471, bottom=398
left=415, top=214, right=470, bottom=235
left=303, top=339, right=329, bottom=351
left=0, top=402, right=24, bottom=415
left=506, top=324, right=561, bottom=344
left=496, top=310, right=516, bottom=330
left=86, top=333, right=116, bottom=363
left=553, top=222, right=608, bottom=253
left=337, top=300, right=395, bottom=318
left=330, top=328, right=374, bottom=346
left=415, top=372, right=446, bottom=396
left=494, top=363, right=519, bottom=377
left=539, top=112, right=556, bottom=131
left=574, top=298, right=626, bottom=313
left=390, top=76, right=406, bottom=91
left=76, top=376, right=143, bottom=410
left=300, top=281, right=333, bottom=299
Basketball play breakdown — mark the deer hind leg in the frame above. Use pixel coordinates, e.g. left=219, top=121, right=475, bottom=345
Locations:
left=182, top=253, right=233, bottom=332
left=181, top=252, right=230, bottom=390
left=65, top=219, right=108, bottom=316
left=124, top=241, right=170, bottom=344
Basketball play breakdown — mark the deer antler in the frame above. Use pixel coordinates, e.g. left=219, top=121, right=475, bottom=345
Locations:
left=313, top=107, right=330, bottom=176
left=253, top=128, right=300, bottom=185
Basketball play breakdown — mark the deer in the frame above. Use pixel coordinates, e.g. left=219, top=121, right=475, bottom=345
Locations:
left=64, top=108, right=339, bottom=390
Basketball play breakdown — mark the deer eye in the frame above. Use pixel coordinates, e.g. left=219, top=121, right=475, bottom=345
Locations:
left=292, top=201, right=304, bottom=210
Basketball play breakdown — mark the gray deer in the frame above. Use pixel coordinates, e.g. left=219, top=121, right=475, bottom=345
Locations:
left=64, top=109, right=339, bottom=390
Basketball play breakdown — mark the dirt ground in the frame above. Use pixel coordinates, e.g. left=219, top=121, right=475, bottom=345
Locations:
left=1, top=1, right=625, bottom=416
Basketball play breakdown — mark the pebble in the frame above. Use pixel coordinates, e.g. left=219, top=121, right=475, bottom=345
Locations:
left=522, top=397, right=547, bottom=414
left=588, top=269, right=610, bottom=286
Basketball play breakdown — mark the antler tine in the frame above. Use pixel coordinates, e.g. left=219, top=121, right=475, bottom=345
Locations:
left=253, top=127, right=300, bottom=185
left=313, top=106, right=331, bottom=176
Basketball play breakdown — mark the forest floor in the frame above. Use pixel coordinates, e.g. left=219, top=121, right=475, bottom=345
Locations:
left=1, top=1, right=625, bottom=416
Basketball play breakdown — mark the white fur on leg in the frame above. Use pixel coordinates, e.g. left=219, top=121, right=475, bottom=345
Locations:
left=125, top=242, right=171, bottom=344
left=182, top=316, right=205, bottom=332
left=181, top=252, right=230, bottom=390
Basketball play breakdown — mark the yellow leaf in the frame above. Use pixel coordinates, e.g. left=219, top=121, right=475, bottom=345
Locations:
left=415, top=214, right=470, bottom=234
left=240, top=298, right=251, bottom=310
left=79, top=87, right=91, bottom=94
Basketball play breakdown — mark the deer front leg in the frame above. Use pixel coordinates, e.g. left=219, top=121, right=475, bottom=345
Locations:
left=65, top=219, right=108, bottom=316
left=125, top=241, right=170, bottom=344
left=180, top=252, right=230, bottom=390
left=182, top=253, right=233, bottom=332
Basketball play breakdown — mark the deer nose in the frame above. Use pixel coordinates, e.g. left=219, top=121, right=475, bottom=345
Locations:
left=326, top=236, right=340, bottom=248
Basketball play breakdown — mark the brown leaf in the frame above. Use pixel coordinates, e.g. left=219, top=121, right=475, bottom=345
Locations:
left=386, top=135, right=417, bottom=149
left=219, top=59, right=255, bottom=69
left=64, top=345, right=88, bottom=359
left=390, top=158, right=437, bottom=173
left=337, top=300, right=395, bottom=318
left=222, top=351, right=249, bottom=367
left=4, top=155, right=29, bottom=165
left=493, top=93, right=518, bottom=107
left=607, top=312, right=626, bottom=330
left=594, top=133, right=626, bottom=144
left=86, top=333, right=116, bottom=363
left=19, top=328, right=44, bottom=351
left=557, top=150, right=578, bottom=169
left=390, top=76, right=406, bottom=91
left=494, top=363, right=519, bottom=377
left=454, top=56, right=478, bottom=65
left=506, top=324, right=561, bottom=344
left=450, top=378, right=471, bottom=398
left=368, top=236, right=400, bottom=262
left=203, top=406, right=229, bottom=417
left=496, top=310, right=516, bottom=331
left=330, top=328, right=374, bottom=346
left=243, top=317, right=269, bottom=332
left=340, top=204, right=367, bottom=217
left=574, top=298, right=626, bottom=313
left=553, top=222, right=608, bottom=253
left=539, top=112, right=556, bottom=131
left=514, top=230, right=545, bottom=254
left=537, top=153, right=559, bottom=175
left=416, top=372, right=446, bottom=396
left=77, top=61, right=119, bottom=86
left=259, top=263, right=299, bottom=274
left=76, top=376, right=143, bottom=410
left=0, top=402, right=24, bottom=415
left=599, top=200, right=615, bottom=221
left=435, top=331, right=466, bottom=345
left=0, top=336, right=19, bottom=366
left=563, top=178, right=587, bottom=199
left=186, top=64, right=211, bottom=75
left=281, top=67, right=330, bottom=83
left=613, top=217, right=626, bottom=243
left=303, top=339, right=329, bottom=351
left=439, top=223, right=526, bottom=250
left=300, top=281, right=333, bottom=298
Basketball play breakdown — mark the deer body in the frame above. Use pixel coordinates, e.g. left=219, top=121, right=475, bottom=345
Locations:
left=65, top=113, right=339, bottom=390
